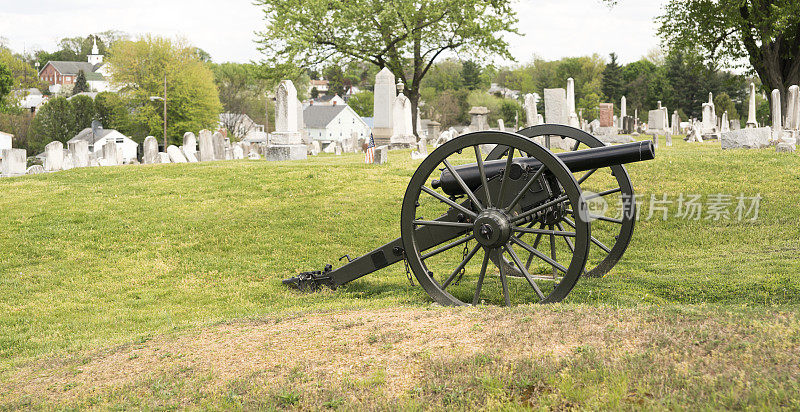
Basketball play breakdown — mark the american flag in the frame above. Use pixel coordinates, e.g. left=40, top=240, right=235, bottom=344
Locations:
left=365, top=133, right=375, bottom=163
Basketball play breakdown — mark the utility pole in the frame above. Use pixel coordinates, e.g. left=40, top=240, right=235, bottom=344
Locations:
left=163, top=75, right=167, bottom=150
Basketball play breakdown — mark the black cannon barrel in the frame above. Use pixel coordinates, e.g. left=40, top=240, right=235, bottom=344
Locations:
left=432, top=141, right=655, bottom=196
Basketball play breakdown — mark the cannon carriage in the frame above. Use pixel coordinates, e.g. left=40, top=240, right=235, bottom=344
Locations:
left=284, top=125, right=654, bottom=305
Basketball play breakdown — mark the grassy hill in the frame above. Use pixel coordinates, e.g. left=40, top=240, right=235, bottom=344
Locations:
left=1, top=137, right=799, bottom=409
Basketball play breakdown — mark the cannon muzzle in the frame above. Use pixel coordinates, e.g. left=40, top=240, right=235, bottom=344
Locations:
left=432, top=141, right=654, bottom=196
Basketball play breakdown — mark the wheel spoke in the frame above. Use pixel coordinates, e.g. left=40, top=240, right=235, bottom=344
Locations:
left=511, top=236, right=568, bottom=274
left=555, top=222, right=575, bottom=252
left=495, top=147, right=515, bottom=208
left=442, top=244, right=481, bottom=289
left=563, top=217, right=612, bottom=253
left=571, top=140, right=581, bottom=151
left=422, top=235, right=475, bottom=260
left=443, top=159, right=483, bottom=211
left=577, top=168, right=597, bottom=184
left=497, top=250, right=511, bottom=306
left=549, top=225, right=557, bottom=279
left=512, top=195, right=569, bottom=224
left=504, top=166, right=545, bottom=214
left=583, top=187, right=622, bottom=200
left=505, top=245, right=546, bottom=300
left=472, top=250, right=490, bottom=305
left=473, top=145, right=492, bottom=208
left=413, top=220, right=473, bottom=229
left=420, top=186, right=477, bottom=219
left=513, top=226, right=576, bottom=237
left=591, top=214, right=623, bottom=224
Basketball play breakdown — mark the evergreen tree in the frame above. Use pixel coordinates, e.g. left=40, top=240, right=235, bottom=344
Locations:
left=72, top=70, right=89, bottom=95
left=601, top=53, right=624, bottom=103
left=461, top=60, right=482, bottom=90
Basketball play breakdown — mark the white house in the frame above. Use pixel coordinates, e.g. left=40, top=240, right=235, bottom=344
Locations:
left=67, top=127, right=138, bottom=163
left=0, top=131, right=13, bottom=154
left=304, top=104, right=371, bottom=144
left=218, top=113, right=267, bottom=142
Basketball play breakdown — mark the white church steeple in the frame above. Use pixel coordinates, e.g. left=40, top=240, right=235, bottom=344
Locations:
left=88, top=36, right=103, bottom=65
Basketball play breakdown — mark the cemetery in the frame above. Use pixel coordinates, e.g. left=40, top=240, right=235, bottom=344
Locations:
left=1, top=0, right=800, bottom=409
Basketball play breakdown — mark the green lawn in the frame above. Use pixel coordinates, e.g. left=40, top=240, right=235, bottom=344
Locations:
left=1, top=137, right=799, bottom=409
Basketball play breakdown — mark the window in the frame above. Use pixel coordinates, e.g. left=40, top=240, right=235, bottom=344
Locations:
left=116, top=138, right=124, bottom=143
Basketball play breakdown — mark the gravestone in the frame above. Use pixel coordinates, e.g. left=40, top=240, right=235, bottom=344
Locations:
left=212, top=132, right=226, bottom=160
left=720, top=111, right=730, bottom=133
left=68, top=140, right=89, bottom=168
left=1, top=149, right=26, bottom=176
left=566, top=78, right=579, bottom=127
left=776, top=142, right=795, bottom=153
left=167, top=145, right=188, bottom=163
left=598, top=103, right=614, bottom=127
left=771, top=89, right=783, bottom=140
left=309, top=141, right=321, bottom=156
left=467, top=106, right=490, bottom=132
left=391, top=93, right=415, bottom=147
left=746, top=82, right=758, bottom=128
left=62, top=153, right=74, bottom=170
left=411, top=137, right=428, bottom=160
left=620, top=96, right=627, bottom=127
left=158, top=152, right=171, bottom=163
left=544, top=88, right=567, bottom=125
left=183, top=148, right=198, bottom=163
left=374, top=145, right=389, bottom=164
left=665, top=131, right=673, bottom=147
left=183, top=132, right=197, bottom=157
left=102, top=141, right=119, bottom=166
left=248, top=149, right=261, bottom=160
left=372, top=68, right=396, bottom=146
left=334, top=143, right=343, bottom=156
left=44, top=141, right=64, bottom=171
left=720, top=127, right=772, bottom=149
left=730, top=119, right=741, bottom=130
left=143, top=136, right=159, bottom=164
left=524, top=93, right=539, bottom=127
left=785, top=85, right=799, bottom=136
left=266, top=80, right=307, bottom=161
left=647, top=109, right=666, bottom=134
left=426, top=121, right=441, bottom=139
left=233, top=144, right=244, bottom=160
left=198, top=129, right=215, bottom=161
left=671, top=111, right=681, bottom=135
left=497, top=119, right=505, bottom=132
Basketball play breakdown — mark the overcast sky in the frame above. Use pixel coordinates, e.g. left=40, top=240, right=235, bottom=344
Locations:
left=0, top=0, right=665, bottom=65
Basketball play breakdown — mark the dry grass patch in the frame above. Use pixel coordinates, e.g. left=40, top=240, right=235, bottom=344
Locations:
left=4, top=305, right=800, bottom=409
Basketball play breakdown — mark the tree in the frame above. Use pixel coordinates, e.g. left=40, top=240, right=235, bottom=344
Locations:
left=70, top=94, right=96, bottom=131
left=94, top=91, right=132, bottom=133
left=107, top=36, right=221, bottom=144
left=255, top=0, right=517, bottom=137
left=29, top=97, right=75, bottom=152
left=211, top=62, right=270, bottom=138
left=310, top=87, right=319, bottom=99
left=657, top=0, right=800, bottom=116
left=578, top=92, right=602, bottom=121
left=714, top=92, right=739, bottom=122
left=601, top=53, right=624, bottom=104
left=73, top=70, right=89, bottom=95
left=461, top=60, right=482, bottom=90
left=347, top=91, right=374, bottom=117
left=0, top=62, right=12, bottom=107
left=420, top=59, right=464, bottom=91
left=0, top=46, right=46, bottom=92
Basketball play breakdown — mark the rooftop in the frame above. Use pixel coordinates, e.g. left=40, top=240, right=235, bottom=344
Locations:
left=303, top=105, right=348, bottom=128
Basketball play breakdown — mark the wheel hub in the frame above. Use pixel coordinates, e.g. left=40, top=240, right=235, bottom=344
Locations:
left=473, top=209, right=512, bottom=248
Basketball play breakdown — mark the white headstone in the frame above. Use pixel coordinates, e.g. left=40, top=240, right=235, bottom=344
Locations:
left=721, top=127, right=772, bottom=149
left=198, top=129, right=215, bottom=161
left=183, top=132, right=197, bottom=156
left=374, top=145, right=389, bottom=164
left=721, top=111, right=730, bottom=133
left=390, top=93, right=415, bottom=146
left=372, top=68, right=396, bottom=144
left=143, top=136, right=159, bottom=164
left=210, top=132, right=225, bottom=160
left=269, top=80, right=302, bottom=145
left=524, top=94, right=539, bottom=127
left=62, top=152, right=74, bottom=170
left=566, top=78, right=579, bottom=127
left=1, top=148, right=26, bottom=176
left=746, top=83, right=758, bottom=128
left=68, top=140, right=89, bottom=168
left=411, top=137, right=428, bottom=159
left=785, top=85, right=799, bottom=133
left=44, top=141, right=64, bottom=171
left=158, top=152, right=171, bottom=163
left=771, top=89, right=782, bottom=140
left=102, top=141, right=118, bottom=166
left=167, top=145, right=188, bottom=163
left=497, top=119, right=505, bottom=132
left=620, top=96, right=627, bottom=120
left=543, top=88, right=567, bottom=125
left=233, top=144, right=244, bottom=159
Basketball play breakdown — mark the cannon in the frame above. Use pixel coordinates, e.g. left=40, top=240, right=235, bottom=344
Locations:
left=284, top=125, right=655, bottom=305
